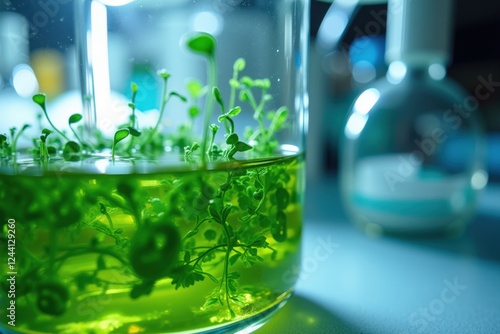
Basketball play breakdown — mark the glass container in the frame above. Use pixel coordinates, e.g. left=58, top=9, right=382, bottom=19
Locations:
left=340, top=0, right=487, bottom=236
left=0, top=1, right=310, bottom=333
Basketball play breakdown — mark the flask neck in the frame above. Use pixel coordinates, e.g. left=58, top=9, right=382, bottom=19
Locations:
left=385, top=0, right=454, bottom=68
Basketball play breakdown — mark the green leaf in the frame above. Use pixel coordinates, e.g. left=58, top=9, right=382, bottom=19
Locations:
left=239, top=90, right=250, bottom=102
left=186, top=80, right=204, bottom=98
left=131, top=82, right=139, bottom=93
left=184, top=229, right=198, bottom=239
left=203, top=297, right=220, bottom=308
left=68, top=114, right=83, bottom=125
left=203, top=272, right=219, bottom=283
left=209, top=124, right=219, bottom=133
left=169, top=91, right=187, bottom=102
left=62, top=141, right=81, bottom=161
left=32, top=93, right=46, bottom=108
left=228, top=271, right=241, bottom=279
left=185, top=32, right=216, bottom=58
left=190, top=142, right=200, bottom=151
left=208, top=205, right=222, bottom=223
left=253, top=189, right=264, bottom=201
left=188, top=106, right=200, bottom=118
left=42, top=128, right=52, bottom=136
left=274, top=107, right=289, bottom=129
left=252, top=235, right=268, bottom=248
left=0, top=134, right=7, bottom=145
left=213, top=87, right=224, bottom=107
left=91, top=220, right=111, bottom=235
left=240, top=76, right=253, bottom=87
left=225, top=133, right=239, bottom=145
left=221, top=204, right=232, bottom=222
left=233, top=58, right=246, bottom=72
left=228, top=106, right=241, bottom=117
left=63, top=141, right=81, bottom=154
left=184, top=251, right=191, bottom=263
left=230, top=294, right=247, bottom=306
left=254, top=78, right=271, bottom=90
left=99, top=203, right=107, bottom=214
left=229, top=253, right=241, bottom=266
left=228, top=279, right=237, bottom=292
left=113, top=129, right=130, bottom=145
left=47, top=146, right=56, bottom=155
left=112, top=129, right=129, bottom=162
left=127, top=127, right=141, bottom=137
left=235, top=141, right=252, bottom=152
left=170, top=265, right=205, bottom=289
left=229, top=78, right=240, bottom=89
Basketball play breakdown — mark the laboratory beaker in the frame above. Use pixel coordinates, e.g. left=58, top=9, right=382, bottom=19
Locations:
left=0, top=0, right=310, bottom=333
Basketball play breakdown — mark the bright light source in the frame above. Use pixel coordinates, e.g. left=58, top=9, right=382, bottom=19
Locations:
left=12, top=64, right=38, bottom=98
left=192, top=11, right=222, bottom=36
left=95, top=158, right=110, bottom=174
left=281, top=144, right=300, bottom=154
left=345, top=88, right=380, bottom=140
left=91, top=1, right=112, bottom=133
left=471, top=169, right=488, bottom=190
left=353, top=88, right=380, bottom=115
left=99, top=0, right=134, bottom=6
left=387, top=61, right=407, bottom=84
left=428, top=63, right=446, bottom=80
left=345, top=112, right=369, bottom=140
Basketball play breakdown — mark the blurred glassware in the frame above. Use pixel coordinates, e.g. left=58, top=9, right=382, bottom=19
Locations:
left=339, top=0, right=488, bottom=236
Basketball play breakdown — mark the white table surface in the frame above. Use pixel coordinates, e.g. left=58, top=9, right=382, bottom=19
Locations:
left=257, top=177, right=500, bottom=334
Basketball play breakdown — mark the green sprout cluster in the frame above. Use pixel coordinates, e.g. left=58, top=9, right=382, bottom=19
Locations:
left=0, top=32, right=289, bottom=168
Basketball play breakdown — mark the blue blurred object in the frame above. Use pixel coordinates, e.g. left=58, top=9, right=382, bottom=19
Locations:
left=349, top=35, right=386, bottom=67
left=439, top=132, right=500, bottom=180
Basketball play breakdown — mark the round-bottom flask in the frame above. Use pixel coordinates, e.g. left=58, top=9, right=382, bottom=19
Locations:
left=340, top=68, right=487, bottom=236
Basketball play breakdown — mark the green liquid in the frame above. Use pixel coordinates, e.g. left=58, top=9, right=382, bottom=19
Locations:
left=0, top=154, right=303, bottom=333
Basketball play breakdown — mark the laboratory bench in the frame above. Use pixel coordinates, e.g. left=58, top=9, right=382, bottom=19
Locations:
left=257, top=177, right=500, bottom=334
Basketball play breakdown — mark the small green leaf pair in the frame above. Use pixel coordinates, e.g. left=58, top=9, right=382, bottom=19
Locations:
left=111, top=127, right=141, bottom=162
